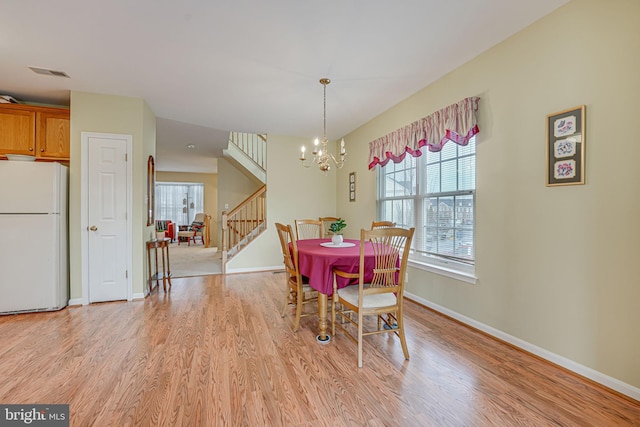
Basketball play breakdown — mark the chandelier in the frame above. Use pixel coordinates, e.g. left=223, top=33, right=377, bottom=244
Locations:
left=300, top=78, right=346, bottom=172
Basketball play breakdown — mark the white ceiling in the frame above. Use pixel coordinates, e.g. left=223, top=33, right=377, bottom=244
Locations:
left=1, top=0, right=568, bottom=173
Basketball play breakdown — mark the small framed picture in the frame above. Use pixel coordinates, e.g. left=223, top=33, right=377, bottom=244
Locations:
left=349, top=172, right=356, bottom=202
left=546, top=105, right=586, bottom=186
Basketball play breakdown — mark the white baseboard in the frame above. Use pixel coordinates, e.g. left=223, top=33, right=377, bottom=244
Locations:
left=225, top=265, right=283, bottom=274
left=404, top=291, right=640, bottom=402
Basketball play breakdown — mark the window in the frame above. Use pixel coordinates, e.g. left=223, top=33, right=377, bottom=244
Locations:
left=377, top=137, right=475, bottom=279
left=155, top=182, right=204, bottom=226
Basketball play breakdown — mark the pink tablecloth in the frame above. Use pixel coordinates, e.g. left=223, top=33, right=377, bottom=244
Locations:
left=295, top=238, right=375, bottom=295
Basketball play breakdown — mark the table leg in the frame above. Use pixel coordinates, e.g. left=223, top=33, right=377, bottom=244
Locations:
left=147, top=244, right=153, bottom=294
left=154, top=245, right=160, bottom=290
left=165, top=242, right=172, bottom=290
left=316, top=293, right=331, bottom=344
left=161, top=244, right=167, bottom=292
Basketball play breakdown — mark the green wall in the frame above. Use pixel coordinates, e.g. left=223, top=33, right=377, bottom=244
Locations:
left=64, top=0, right=640, bottom=398
left=69, top=91, right=155, bottom=300
left=336, top=0, right=640, bottom=393
left=216, top=157, right=262, bottom=249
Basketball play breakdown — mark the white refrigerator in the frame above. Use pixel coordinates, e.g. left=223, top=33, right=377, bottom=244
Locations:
left=0, top=161, right=69, bottom=314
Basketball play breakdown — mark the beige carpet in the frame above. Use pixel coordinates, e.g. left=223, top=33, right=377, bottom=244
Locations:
left=168, top=241, right=222, bottom=278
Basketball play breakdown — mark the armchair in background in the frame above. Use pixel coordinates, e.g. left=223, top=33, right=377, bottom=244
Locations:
left=178, top=213, right=210, bottom=246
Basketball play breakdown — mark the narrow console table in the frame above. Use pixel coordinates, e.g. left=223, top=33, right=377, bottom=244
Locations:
left=146, top=238, right=172, bottom=293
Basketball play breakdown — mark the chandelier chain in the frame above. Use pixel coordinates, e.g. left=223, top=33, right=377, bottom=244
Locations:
left=323, top=79, right=327, bottom=141
left=299, top=78, right=346, bottom=173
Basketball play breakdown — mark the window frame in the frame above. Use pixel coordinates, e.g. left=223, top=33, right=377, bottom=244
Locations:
left=155, top=182, right=205, bottom=227
left=376, top=138, right=477, bottom=284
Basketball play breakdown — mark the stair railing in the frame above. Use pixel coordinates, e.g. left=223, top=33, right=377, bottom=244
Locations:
left=229, top=132, right=267, bottom=170
left=221, top=184, right=267, bottom=271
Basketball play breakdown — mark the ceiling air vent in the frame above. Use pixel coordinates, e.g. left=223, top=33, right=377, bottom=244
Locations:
left=28, top=66, right=70, bottom=78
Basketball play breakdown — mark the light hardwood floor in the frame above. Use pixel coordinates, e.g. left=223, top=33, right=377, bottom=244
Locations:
left=0, top=272, right=638, bottom=426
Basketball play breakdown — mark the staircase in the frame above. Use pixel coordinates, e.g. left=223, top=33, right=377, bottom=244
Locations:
left=223, top=132, right=267, bottom=184
left=221, top=132, right=267, bottom=273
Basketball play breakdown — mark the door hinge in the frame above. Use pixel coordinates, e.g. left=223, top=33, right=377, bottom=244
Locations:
left=125, top=270, right=128, bottom=279
left=124, top=153, right=128, bottom=161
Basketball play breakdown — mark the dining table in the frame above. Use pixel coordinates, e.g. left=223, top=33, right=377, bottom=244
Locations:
left=295, top=238, right=376, bottom=343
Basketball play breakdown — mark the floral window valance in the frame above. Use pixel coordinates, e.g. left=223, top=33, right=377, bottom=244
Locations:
left=368, top=96, right=480, bottom=169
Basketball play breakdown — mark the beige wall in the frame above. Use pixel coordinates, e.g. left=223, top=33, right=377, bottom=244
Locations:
left=69, top=91, right=155, bottom=300
left=227, top=133, right=337, bottom=271
left=155, top=171, right=218, bottom=244
left=336, top=0, right=640, bottom=392
left=64, top=0, right=639, bottom=396
left=216, top=157, right=263, bottom=249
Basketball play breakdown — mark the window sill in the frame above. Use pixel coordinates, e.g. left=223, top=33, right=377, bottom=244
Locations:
left=408, top=258, right=477, bottom=284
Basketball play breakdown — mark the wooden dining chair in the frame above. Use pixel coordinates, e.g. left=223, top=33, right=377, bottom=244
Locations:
left=371, top=220, right=396, bottom=229
left=331, top=227, right=415, bottom=368
left=275, top=222, right=318, bottom=332
left=295, top=219, right=324, bottom=240
left=319, top=216, right=340, bottom=238
left=371, top=220, right=401, bottom=337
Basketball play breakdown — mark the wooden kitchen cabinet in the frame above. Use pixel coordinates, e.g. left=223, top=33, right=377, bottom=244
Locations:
left=37, top=109, right=70, bottom=159
left=0, top=104, right=70, bottom=161
left=0, top=107, right=35, bottom=155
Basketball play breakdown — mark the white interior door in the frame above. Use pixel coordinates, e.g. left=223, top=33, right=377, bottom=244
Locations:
left=87, top=134, right=129, bottom=302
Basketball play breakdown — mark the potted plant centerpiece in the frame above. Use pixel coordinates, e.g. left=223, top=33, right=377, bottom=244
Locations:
left=329, top=219, right=347, bottom=245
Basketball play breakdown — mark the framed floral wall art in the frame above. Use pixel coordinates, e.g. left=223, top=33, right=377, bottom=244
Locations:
left=546, top=105, right=586, bottom=186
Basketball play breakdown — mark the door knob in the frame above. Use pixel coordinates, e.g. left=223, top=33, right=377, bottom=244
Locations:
left=89, top=226, right=98, bottom=231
